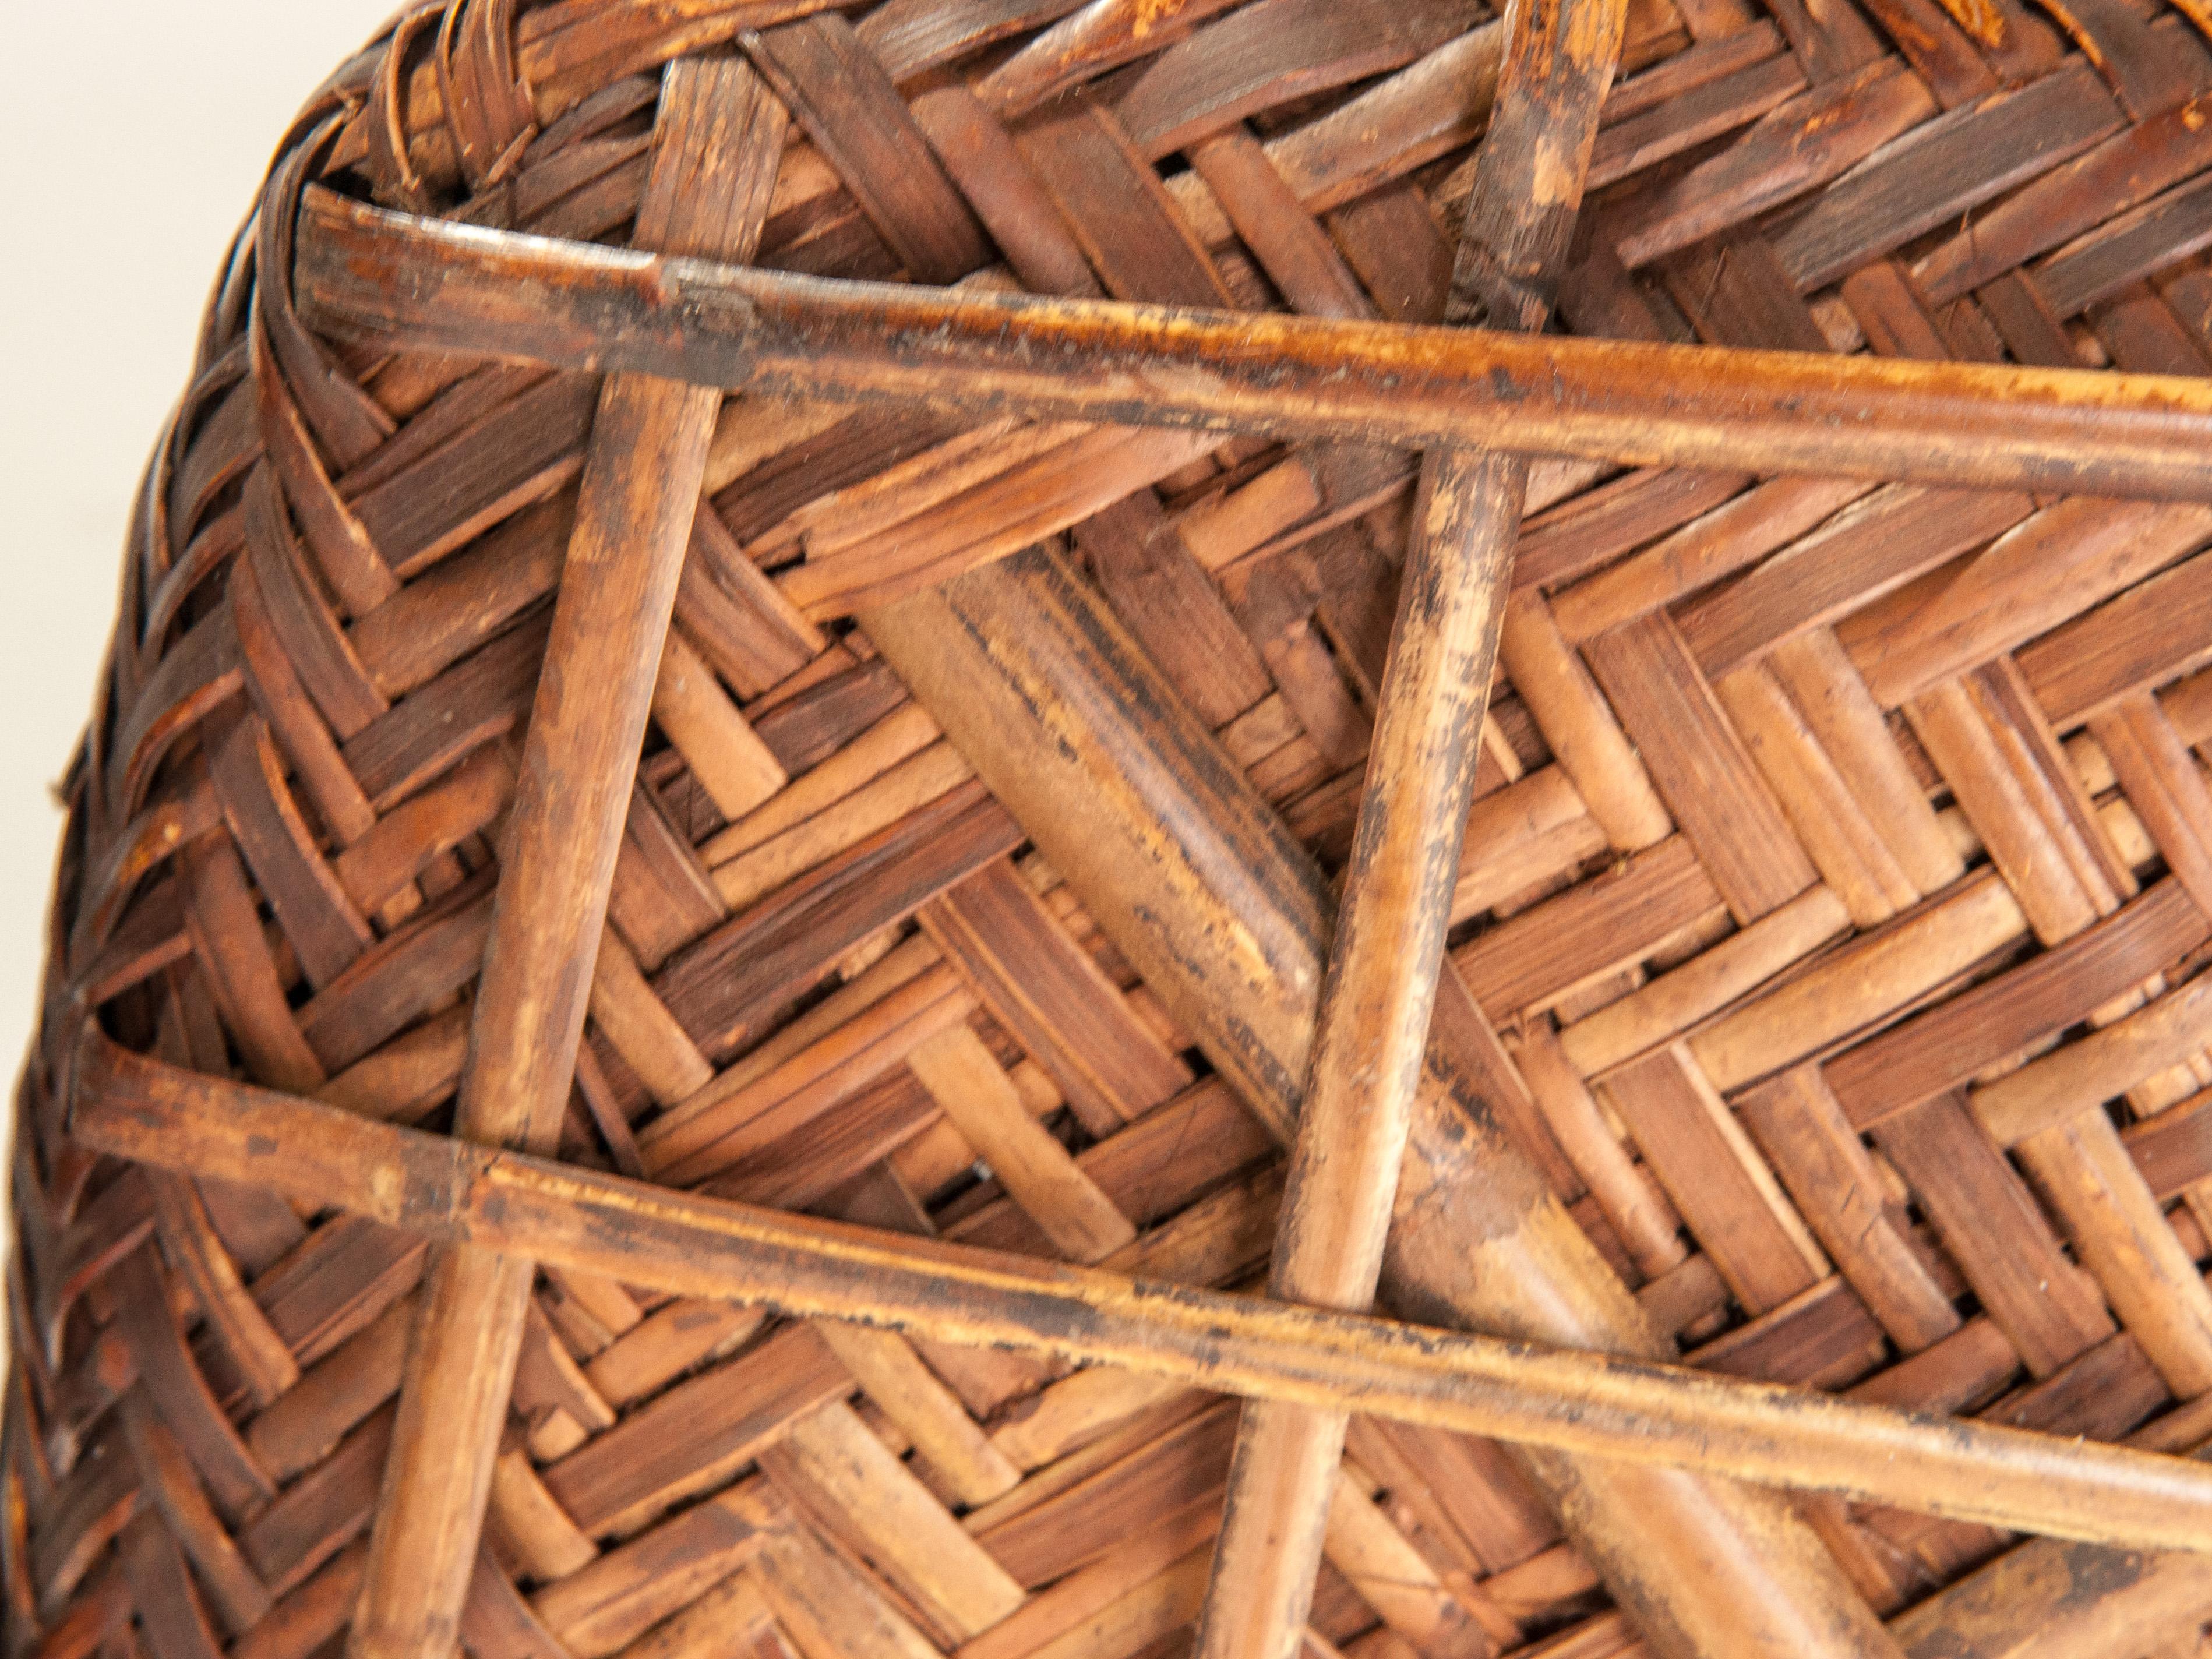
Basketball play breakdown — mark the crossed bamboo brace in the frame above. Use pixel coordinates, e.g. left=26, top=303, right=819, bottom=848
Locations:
left=90, top=20, right=2212, bottom=1659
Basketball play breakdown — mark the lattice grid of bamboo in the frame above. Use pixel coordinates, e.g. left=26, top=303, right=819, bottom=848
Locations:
left=18, top=2, right=2212, bottom=1658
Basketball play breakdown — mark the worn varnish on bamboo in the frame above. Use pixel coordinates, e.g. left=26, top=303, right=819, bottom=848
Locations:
left=20, top=2, right=2212, bottom=1659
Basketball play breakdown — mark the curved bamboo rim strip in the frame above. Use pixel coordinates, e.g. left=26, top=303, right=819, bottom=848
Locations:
left=24, top=3, right=2212, bottom=1659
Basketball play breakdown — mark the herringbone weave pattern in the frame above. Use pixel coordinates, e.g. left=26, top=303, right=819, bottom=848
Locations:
left=15, top=2, right=2212, bottom=1657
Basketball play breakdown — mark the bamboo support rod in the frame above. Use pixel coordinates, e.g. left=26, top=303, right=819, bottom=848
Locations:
left=292, top=185, right=2212, bottom=504
left=1193, top=2, right=1623, bottom=1653
left=66, top=1026, right=2212, bottom=1561
left=863, top=549, right=1897, bottom=1659
left=348, top=383, right=715, bottom=1659
left=347, top=61, right=786, bottom=1659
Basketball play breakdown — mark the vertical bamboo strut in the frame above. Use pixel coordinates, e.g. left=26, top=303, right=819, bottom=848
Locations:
left=345, top=59, right=788, bottom=1659
left=863, top=552, right=1901, bottom=1659
left=1193, top=1, right=1625, bottom=1652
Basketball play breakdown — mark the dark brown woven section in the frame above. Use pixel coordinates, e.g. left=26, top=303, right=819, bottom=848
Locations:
left=16, top=2, right=2212, bottom=1658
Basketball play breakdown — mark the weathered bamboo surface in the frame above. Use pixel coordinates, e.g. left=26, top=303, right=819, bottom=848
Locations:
left=23, top=2, right=2212, bottom=1659
left=62, top=1024, right=2212, bottom=1558
left=348, top=58, right=791, bottom=1659
left=865, top=545, right=1897, bottom=1659
left=296, top=186, right=2212, bottom=505
left=1195, top=0, right=1624, bottom=1647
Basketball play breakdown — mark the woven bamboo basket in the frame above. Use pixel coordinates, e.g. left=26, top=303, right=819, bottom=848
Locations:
left=20, top=1, right=2212, bottom=1656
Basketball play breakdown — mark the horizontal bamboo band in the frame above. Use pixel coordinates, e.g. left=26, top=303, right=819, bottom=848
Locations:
left=68, top=1022, right=2212, bottom=1558
left=293, top=185, right=2212, bottom=504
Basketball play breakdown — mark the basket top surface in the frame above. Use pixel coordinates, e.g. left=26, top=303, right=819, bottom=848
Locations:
left=20, top=2, right=2212, bottom=1658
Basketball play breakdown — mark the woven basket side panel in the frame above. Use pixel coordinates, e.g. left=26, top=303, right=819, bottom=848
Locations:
left=15, top=2, right=2212, bottom=1658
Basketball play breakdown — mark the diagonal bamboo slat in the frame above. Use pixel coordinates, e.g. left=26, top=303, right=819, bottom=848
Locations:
left=867, top=545, right=1907, bottom=1658
left=348, top=60, right=792, bottom=1659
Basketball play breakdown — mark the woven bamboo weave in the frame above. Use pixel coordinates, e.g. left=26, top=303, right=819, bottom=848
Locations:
left=19, top=2, right=2212, bottom=1658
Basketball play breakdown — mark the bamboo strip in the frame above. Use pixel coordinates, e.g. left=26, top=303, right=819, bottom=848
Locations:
left=295, top=186, right=2212, bottom=504
left=1194, top=1, right=1625, bottom=1652
left=69, top=1029, right=2212, bottom=1560
left=865, top=547, right=1898, bottom=1658
left=347, top=61, right=787, bottom=1659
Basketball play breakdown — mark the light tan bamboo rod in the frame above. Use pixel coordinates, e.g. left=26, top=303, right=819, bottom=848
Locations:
left=345, top=61, right=786, bottom=1659
left=68, top=1027, right=2212, bottom=1560
left=1193, top=1, right=1624, bottom=1653
left=864, top=548, right=1898, bottom=1659
left=294, top=185, right=2212, bottom=504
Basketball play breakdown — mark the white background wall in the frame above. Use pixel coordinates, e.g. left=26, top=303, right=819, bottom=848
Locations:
left=0, top=3, right=407, bottom=1179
